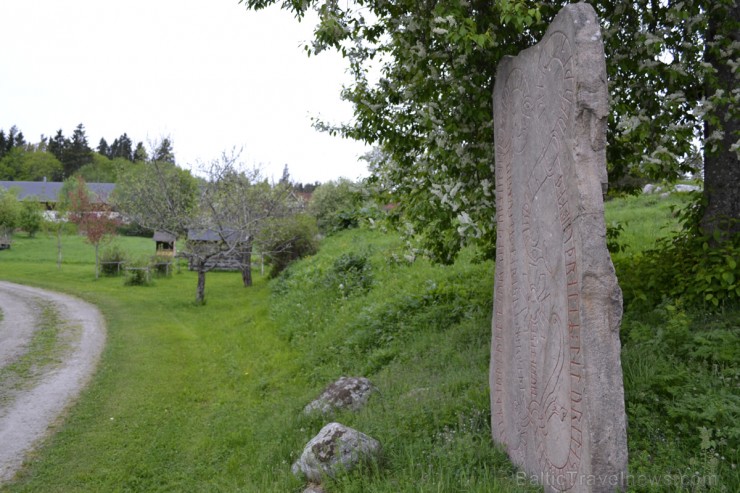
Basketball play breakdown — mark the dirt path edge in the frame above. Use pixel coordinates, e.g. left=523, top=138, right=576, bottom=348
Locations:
left=0, top=281, right=106, bottom=484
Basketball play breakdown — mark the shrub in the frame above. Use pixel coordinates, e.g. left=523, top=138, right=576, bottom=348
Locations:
left=19, top=199, right=43, bottom=237
left=100, top=245, right=127, bottom=276
left=263, top=214, right=319, bottom=278
left=124, top=256, right=152, bottom=286
left=325, top=252, right=374, bottom=297
left=309, top=179, right=361, bottom=234
left=150, top=255, right=174, bottom=277
left=617, top=193, right=740, bottom=309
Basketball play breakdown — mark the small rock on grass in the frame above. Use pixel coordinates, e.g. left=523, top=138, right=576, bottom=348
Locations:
left=303, top=376, right=376, bottom=415
left=292, top=422, right=381, bottom=483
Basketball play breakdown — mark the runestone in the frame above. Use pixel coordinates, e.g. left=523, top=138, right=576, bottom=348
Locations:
left=491, top=4, right=627, bottom=492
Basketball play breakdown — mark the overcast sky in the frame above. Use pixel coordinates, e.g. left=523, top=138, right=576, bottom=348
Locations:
left=0, top=0, right=371, bottom=184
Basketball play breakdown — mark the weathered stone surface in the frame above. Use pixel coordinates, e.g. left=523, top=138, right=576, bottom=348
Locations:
left=291, top=422, right=381, bottom=483
left=303, top=376, right=376, bottom=415
left=491, top=4, right=627, bottom=492
left=302, top=483, right=326, bottom=493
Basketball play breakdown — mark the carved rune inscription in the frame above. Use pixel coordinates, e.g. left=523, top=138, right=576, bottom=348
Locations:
left=493, top=30, right=582, bottom=489
left=491, top=4, right=627, bottom=492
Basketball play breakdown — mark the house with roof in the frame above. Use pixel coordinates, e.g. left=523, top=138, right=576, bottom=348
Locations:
left=0, top=180, right=115, bottom=210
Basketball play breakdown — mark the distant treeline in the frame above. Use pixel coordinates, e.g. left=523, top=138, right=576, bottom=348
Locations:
left=0, top=124, right=322, bottom=193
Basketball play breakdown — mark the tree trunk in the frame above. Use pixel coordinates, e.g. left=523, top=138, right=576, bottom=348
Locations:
left=241, top=239, right=253, bottom=287
left=241, top=255, right=252, bottom=287
left=56, top=227, right=62, bottom=270
left=196, top=265, right=207, bottom=304
left=701, top=2, right=740, bottom=241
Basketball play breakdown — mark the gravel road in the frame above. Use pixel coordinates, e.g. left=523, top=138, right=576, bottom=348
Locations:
left=0, top=281, right=106, bottom=484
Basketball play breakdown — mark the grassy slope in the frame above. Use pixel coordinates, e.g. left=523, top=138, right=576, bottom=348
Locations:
left=0, top=194, right=737, bottom=492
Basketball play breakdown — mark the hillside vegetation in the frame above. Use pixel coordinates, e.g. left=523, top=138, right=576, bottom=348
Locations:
left=0, top=191, right=737, bottom=492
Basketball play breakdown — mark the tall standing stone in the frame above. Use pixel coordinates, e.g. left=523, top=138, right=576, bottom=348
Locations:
left=490, top=4, right=627, bottom=492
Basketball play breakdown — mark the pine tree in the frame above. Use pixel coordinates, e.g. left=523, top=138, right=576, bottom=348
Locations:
left=0, top=131, right=6, bottom=160
left=133, top=142, right=148, bottom=162
left=152, top=138, right=175, bottom=164
left=97, top=138, right=110, bottom=157
left=48, top=130, right=67, bottom=163
left=62, top=123, right=93, bottom=177
left=110, top=133, right=134, bottom=161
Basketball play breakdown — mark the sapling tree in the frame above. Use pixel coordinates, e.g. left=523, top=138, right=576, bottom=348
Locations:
left=65, top=176, right=120, bottom=279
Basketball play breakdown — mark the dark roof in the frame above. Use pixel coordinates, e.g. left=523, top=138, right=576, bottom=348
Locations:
left=187, top=228, right=249, bottom=243
left=153, top=231, right=177, bottom=242
left=0, top=181, right=115, bottom=203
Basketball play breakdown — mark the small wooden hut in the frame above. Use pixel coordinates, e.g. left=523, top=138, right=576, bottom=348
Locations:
left=153, top=231, right=177, bottom=257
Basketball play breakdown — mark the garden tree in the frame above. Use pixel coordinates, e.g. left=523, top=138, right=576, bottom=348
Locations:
left=241, top=0, right=739, bottom=262
left=200, top=151, right=298, bottom=288
left=309, top=178, right=363, bottom=234
left=0, top=186, right=21, bottom=241
left=19, top=198, right=43, bottom=237
left=114, top=157, right=208, bottom=299
left=65, top=176, right=121, bottom=279
left=61, top=124, right=94, bottom=177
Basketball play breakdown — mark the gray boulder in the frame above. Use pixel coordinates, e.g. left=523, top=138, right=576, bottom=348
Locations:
left=292, top=422, right=381, bottom=482
left=303, top=376, right=376, bottom=415
left=674, top=183, right=701, bottom=192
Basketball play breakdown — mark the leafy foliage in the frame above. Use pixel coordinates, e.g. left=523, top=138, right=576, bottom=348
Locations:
left=99, top=244, right=127, bottom=276
left=262, top=213, right=318, bottom=278
left=325, top=251, right=374, bottom=298
left=18, top=198, right=43, bottom=237
left=0, top=186, right=21, bottom=238
left=621, top=303, right=739, bottom=486
left=308, top=178, right=363, bottom=234
left=242, top=0, right=738, bottom=262
left=65, top=176, right=121, bottom=278
left=617, top=193, right=740, bottom=308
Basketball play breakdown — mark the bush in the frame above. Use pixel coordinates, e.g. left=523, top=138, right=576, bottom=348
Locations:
left=308, top=179, right=386, bottom=234
left=325, top=252, right=374, bottom=297
left=100, top=245, right=127, bottom=276
left=124, top=256, right=152, bottom=286
left=617, top=195, right=739, bottom=309
left=19, top=199, right=43, bottom=237
left=263, top=214, right=319, bottom=278
left=150, top=255, right=174, bottom=277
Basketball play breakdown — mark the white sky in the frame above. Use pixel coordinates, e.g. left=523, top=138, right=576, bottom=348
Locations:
left=0, top=0, right=371, bottom=184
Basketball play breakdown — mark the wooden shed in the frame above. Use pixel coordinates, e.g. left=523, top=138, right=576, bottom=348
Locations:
left=153, top=231, right=177, bottom=257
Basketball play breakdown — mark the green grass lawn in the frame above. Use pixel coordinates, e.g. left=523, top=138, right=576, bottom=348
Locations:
left=0, top=195, right=737, bottom=492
